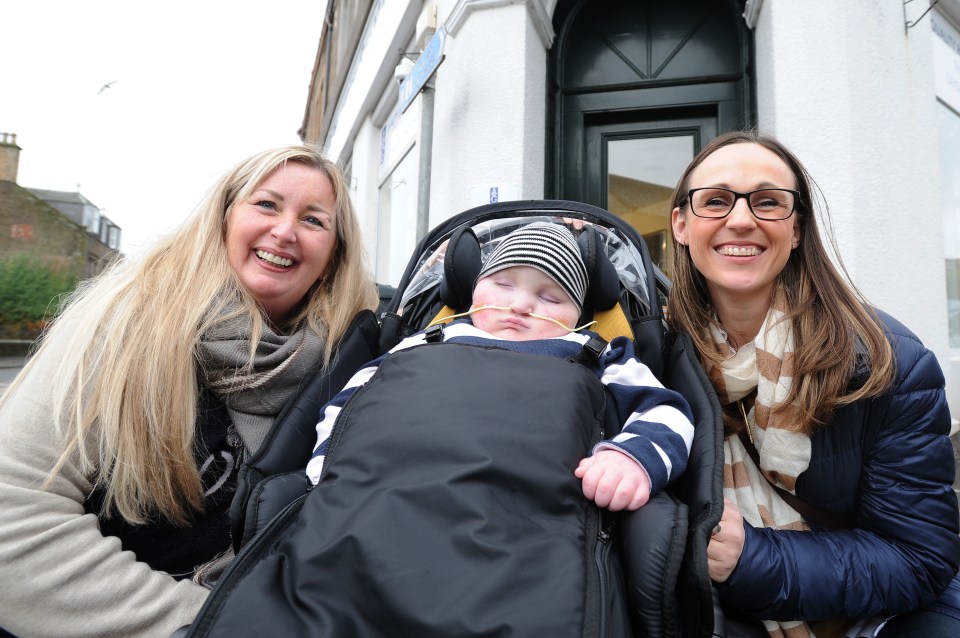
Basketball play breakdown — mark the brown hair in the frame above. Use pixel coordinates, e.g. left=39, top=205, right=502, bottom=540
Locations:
left=666, top=131, right=894, bottom=434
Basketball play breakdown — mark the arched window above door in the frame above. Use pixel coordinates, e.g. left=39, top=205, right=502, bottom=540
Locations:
left=560, top=2, right=747, bottom=90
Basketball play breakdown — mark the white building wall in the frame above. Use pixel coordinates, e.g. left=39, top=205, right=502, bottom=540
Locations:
left=432, top=1, right=549, bottom=224
left=755, top=0, right=956, bottom=414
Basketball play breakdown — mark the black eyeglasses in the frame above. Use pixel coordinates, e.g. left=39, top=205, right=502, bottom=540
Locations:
left=685, top=187, right=800, bottom=221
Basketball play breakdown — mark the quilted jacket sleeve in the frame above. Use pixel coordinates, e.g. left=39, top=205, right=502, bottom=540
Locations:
left=717, top=326, right=960, bottom=620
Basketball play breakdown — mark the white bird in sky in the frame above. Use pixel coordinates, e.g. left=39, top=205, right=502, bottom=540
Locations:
left=97, top=81, right=117, bottom=95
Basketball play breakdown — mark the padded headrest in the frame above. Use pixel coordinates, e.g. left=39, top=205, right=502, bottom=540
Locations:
left=577, top=225, right=620, bottom=311
left=439, top=222, right=621, bottom=314
left=438, top=225, right=482, bottom=311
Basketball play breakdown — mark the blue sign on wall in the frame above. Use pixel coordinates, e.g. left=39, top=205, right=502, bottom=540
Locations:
left=397, top=26, right=446, bottom=114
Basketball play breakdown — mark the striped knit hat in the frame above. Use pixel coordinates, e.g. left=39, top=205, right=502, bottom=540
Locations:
left=476, top=222, right=588, bottom=310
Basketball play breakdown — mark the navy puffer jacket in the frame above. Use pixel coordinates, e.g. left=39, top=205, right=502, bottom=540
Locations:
left=717, top=309, right=960, bottom=620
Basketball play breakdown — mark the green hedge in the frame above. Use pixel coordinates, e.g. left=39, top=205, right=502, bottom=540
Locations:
left=0, top=254, right=78, bottom=339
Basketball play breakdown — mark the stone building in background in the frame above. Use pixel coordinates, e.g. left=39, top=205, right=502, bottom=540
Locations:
left=0, top=132, right=121, bottom=279
left=27, top=188, right=122, bottom=277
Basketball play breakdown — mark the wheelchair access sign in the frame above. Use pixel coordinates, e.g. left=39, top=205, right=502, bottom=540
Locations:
left=397, top=26, right=446, bottom=114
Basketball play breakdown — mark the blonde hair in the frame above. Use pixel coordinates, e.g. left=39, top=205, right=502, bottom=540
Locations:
left=6, top=145, right=378, bottom=525
left=666, top=131, right=894, bottom=435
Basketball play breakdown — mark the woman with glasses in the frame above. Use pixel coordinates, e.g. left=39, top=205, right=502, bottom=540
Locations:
left=667, top=131, right=960, bottom=637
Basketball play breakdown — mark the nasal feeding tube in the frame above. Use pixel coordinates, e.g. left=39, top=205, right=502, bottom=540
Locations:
left=425, top=305, right=597, bottom=333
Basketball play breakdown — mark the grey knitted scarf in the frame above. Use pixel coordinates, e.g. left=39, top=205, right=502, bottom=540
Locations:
left=197, top=310, right=326, bottom=454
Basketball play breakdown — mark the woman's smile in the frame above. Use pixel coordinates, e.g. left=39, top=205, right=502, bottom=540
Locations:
left=715, top=242, right=764, bottom=257
left=255, top=249, right=294, bottom=268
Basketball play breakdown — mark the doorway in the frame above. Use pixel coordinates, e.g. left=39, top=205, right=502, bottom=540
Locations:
left=548, top=0, right=754, bottom=278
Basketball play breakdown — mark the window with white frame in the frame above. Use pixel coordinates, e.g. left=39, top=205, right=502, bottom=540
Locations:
left=376, top=147, right=418, bottom=286
left=82, top=204, right=100, bottom=234
left=375, top=97, right=420, bottom=286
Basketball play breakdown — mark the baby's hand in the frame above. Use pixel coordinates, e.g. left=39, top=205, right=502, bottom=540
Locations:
left=574, top=449, right=651, bottom=511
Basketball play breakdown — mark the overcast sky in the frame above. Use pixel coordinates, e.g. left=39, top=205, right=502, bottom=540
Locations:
left=1, top=0, right=328, bottom=258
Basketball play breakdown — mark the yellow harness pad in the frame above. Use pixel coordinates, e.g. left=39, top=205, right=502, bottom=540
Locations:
left=590, top=306, right=633, bottom=342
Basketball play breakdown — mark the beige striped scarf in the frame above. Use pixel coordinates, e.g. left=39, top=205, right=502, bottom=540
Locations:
left=708, top=306, right=887, bottom=638
left=709, top=305, right=815, bottom=638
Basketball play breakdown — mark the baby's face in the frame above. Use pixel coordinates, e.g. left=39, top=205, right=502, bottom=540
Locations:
left=471, top=265, right=580, bottom=340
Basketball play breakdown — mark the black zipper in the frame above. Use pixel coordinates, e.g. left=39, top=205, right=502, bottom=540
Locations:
left=592, top=424, right=609, bottom=638
left=594, top=511, right=612, bottom=638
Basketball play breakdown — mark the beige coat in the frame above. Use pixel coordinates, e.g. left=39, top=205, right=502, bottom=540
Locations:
left=0, top=322, right=208, bottom=637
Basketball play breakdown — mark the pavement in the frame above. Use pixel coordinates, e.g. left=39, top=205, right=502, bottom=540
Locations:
left=0, top=356, right=26, bottom=395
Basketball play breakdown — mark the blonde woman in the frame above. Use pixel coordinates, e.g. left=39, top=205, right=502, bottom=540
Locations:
left=668, top=131, right=959, bottom=637
left=0, top=145, right=379, bottom=637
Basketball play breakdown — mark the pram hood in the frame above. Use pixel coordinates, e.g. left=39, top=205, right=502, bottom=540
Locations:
left=379, top=200, right=672, bottom=374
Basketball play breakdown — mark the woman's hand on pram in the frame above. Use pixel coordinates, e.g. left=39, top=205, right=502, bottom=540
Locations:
left=707, top=498, right=745, bottom=583
left=575, top=449, right=651, bottom=511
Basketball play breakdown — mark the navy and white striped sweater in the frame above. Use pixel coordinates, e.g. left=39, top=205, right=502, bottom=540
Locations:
left=306, top=321, right=694, bottom=496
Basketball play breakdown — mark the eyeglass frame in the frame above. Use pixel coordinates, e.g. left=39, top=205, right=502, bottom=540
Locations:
left=683, top=187, right=801, bottom=221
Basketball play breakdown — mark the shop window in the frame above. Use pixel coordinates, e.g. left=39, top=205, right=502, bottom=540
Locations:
left=938, top=103, right=960, bottom=347
left=934, top=12, right=960, bottom=347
